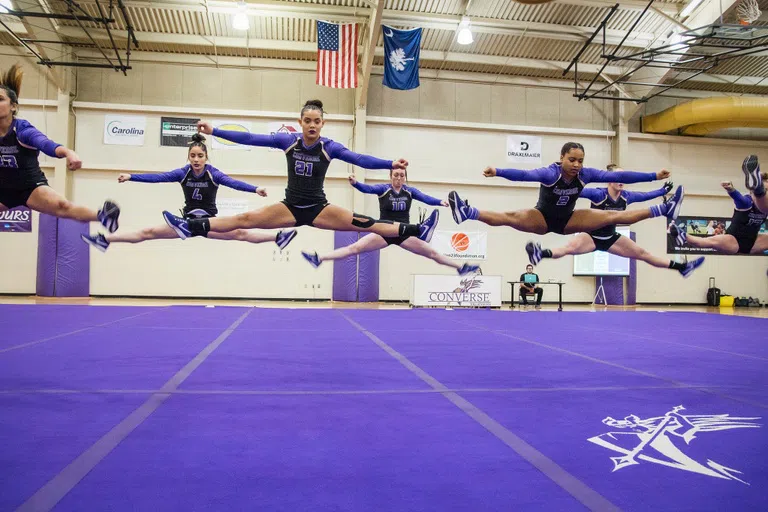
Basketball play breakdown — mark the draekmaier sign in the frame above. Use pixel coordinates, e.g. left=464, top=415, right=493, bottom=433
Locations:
left=104, top=115, right=146, bottom=146
left=506, top=135, right=542, bottom=164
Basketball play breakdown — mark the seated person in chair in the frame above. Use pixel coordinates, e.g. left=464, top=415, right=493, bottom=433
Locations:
left=520, top=264, right=543, bottom=308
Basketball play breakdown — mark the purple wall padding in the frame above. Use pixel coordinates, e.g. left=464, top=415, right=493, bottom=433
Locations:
left=332, top=231, right=359, bottom=302
left=35, top=215, right=90, bottom=297
left=595, top=276, right=624, bottom=305
left=357, top=236, right=380, bottom=303
left=626, top=231, right=637, bottom=305
left=54, top=218, right=90, bottom=297
left=36, top=213, right=58, bottom=297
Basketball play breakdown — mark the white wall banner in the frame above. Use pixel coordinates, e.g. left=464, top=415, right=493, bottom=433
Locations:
left=267, top=122, right=300, bottom=152
left=104, top=115, right=146, bottom=146
left=411, top=274, right=502, bottom=308
left=431, top=230, right=487, bottom=260
left=217, top=198, right=250, bottom=217
left=211, top=120, right=253, bottom=150
left=506, top=135, right=542, bottom=164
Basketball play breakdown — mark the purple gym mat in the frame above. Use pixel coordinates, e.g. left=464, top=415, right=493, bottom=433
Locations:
left=35, top=213, right=58, bottom=297
left=54, top=394, right=582, bottom=512
left=0, top=393, right=148, bottom=511
left=0, top=305, right=765, bottom=511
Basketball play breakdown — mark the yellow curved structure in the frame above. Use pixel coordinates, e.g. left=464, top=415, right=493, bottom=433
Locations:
left=641, top=97, right=768, bottom=136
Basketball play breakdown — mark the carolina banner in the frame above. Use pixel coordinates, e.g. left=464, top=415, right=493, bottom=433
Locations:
left=667, top=215, right=767, bottom=255
left=430, top=230, right=487, bottom=260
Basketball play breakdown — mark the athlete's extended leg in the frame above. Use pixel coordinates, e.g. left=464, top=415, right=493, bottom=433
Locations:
left=302, top=233, right=388, bottom=268
left=108, top=224, right=178, bottom=244
left=742, top=155, right=768, bottom=214
left=608, top=235, right=704, bottom=277
left=750, top=234, right=768, bottom=254
left=564, top=185, right=684, bottom=235
left=448, top=191, right=548, bottom=234
left=543, top=233, right=596, bottom=260
left=685, top=234, right=739, bottom=254
left=26, top=185, right=120, bottom=232
left=312, top=205, right=438, bottom=242
left=208, top=229, right=286, bottom=245
left=400, top=237, right=470, bottom=273
left=163, top=203, right=297, bottom=239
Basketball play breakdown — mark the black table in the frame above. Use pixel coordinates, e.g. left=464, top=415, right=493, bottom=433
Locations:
left=508, top=281, right=565, bottom=311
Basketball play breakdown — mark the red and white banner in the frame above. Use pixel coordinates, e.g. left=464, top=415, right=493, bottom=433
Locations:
left=430, top=231, right=487, bottom=260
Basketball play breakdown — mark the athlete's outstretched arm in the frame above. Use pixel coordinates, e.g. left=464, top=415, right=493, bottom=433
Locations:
left=16, top=119, right=81, bottom=170
left=582, top=167, right=665, bottom=185
left=724, top=182, right=753, bottom=210
left=349, top=175, right=389, bottom=195
left=623, top=183, right=672, bottom=204
left=486, top=165, right=559, bottom=184
left=197, top=121, right=295, bottom=150
left=325, top=140, right=401, bottom=170
left=408, top=186, right=445, bottom=206
left=122, top=168, right=186, bottom=183
left=209, top=167, right=262, bottom=195
left=579, top=188, right=607, bottom=203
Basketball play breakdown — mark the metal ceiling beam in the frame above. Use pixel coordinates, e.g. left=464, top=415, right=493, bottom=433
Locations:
left=71, top=48, right=757, bottom=99
left=62, top=28, right=626, bottom=75
left=72, top=45, right=766, bottom=91
left=93, top=0, right=657, bottom=47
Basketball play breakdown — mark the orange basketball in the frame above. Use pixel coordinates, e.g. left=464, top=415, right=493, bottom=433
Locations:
left=451, top=232, right=470, bottom=252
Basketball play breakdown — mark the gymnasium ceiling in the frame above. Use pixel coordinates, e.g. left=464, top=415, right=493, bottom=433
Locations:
left=1, top=0, right=767, bottom=98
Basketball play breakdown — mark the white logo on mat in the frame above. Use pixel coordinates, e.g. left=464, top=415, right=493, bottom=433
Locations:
left=588, top=405, right=760, bottom=484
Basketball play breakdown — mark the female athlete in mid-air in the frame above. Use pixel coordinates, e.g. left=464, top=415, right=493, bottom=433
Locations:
left=81, top=134, right=295, bottom=251
left=162, top=100, right=439, bottom=244
left=528, top=165, right=704, bottom=277
left=302, top=170, right=480, bottom=275
left=0, top=63, right=120, bottom=232
left=669, top=179, right=767, bottom=255
left=447, top=142, right=683, bottom=236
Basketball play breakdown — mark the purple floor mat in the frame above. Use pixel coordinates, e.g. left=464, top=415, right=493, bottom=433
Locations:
left=53, top=394, right=583, bottom=512
left=465, top=388, right=767, bottom=511
left=0, top=305, right=765, bottom=511
left=0, top=326, right=225, bottom=390
left=0, top=393, right=149, bottom=511
left=179, top=329, right=430, bottom=391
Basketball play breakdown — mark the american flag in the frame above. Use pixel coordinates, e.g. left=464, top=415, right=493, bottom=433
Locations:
left=316, top=20, right=358, bottom=88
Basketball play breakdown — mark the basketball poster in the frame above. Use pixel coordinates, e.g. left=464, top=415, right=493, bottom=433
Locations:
left=431, top=231, right=487, bottom=260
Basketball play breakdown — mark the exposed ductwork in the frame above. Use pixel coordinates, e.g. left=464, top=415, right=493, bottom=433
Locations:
left=641, top=97, right=768, bottom=136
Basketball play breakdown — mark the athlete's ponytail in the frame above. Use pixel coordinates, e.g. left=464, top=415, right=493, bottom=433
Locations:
left=188, top=133, right=208, bottom=157
left=0, top=63, right=23, bottom=118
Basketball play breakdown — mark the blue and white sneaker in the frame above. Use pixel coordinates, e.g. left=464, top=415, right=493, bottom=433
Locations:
left=162, top=210, right=191, bottom=240
left=457, top=263, right=480, bottom=276
left=680, top=256, right=705, bottom=278
left=742, top=154, right=761, bottom=191
left=662, top=185, right=684, bottom=220
left=418, top=209, right=439, bottom=243
left=302, top=251, right=321, bottom=268
left=448, top=191, right=473, bottom=224
left=526, top=241, right=542, bottom=266
left=275, top=229, right=297, bottom=251
left=80, top=233, right=109, bottom=252
left=667, top=221, right=687, bottom=246
left=97, top=200, right=120, bottom=233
